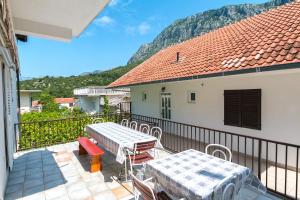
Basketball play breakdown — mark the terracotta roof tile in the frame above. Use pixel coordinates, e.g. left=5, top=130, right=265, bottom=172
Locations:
left=109, top=1, right=300, bottom=88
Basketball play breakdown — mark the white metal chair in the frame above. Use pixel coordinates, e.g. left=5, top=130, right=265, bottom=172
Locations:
left=150, top=127, right=163, bottom=142
left=139, top=123, right=150, bottom=134
left=205, top=144, right=232, bottom=161
left=92, top=118, right=104, bottom=124
left=222, top=183, right=236, bottom=200
left=213, top=173, right=238, bottom=200
left=130, top=172, right=157, bottom=200
left=121, top=119, right=129, bottom=127
left=125, top=140, right=156, bottom=181
left=130, top=121, right=138, bottom=130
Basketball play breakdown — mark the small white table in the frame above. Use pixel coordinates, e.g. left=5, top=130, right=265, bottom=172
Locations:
left=85, top=122, right=163, bottom=164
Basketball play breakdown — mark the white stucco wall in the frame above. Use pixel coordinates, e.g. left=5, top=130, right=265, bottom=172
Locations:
left=0, top=62, right=18, bottom=199
left=20, top=92, right=31, bottom=113
left=131, top=69, right=300, bottom=167
left=78, top=96, right=101, bottom=114
left=131, top=69, right=300, bottom=145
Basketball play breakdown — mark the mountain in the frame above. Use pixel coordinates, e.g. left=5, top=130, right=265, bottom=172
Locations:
left=128, top=0, right=293, bottom=64
left=20, top=62, right=141, bottom=98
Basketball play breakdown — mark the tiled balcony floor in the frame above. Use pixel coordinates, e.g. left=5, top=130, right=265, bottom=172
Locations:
left=5, top=142, right=282, bottom=200
left=5, top=142, right=144, bottom=200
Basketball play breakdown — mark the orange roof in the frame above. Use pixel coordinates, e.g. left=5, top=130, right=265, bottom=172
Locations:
left=32, top=100, right=41, bottom=107
left=109, top=1, right=300, bottom=88
left=54, top=98, right=75, bottom=104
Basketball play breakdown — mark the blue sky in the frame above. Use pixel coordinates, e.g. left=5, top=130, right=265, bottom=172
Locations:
left=18, top=0, right=268, bottom=78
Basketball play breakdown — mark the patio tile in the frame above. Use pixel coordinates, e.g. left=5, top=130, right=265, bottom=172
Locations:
left=93, top=190, right=117, bottom=200
left=67, top=188, right=91, bottom=200
left=23, top=184, right=45, bottom=196
left=66, top=182, right=87, bottom=193
left=4, top=190, right=23, bottom=200
left=45, top=185, right=68, bottom=200
left=5, top=182, right=23, bottom=194
left=44, top=173, right=63, bottom=184
left=7, top=175, right=25, bottom=186
left=23, top=191, right=45, bottom=200
left=111, top=183, right=133, bottom=200
left=24, top=179, right=44, bottom=190
left=44, top=178, right=65, bottom=190
left=87, top=182, right=108, bottom=194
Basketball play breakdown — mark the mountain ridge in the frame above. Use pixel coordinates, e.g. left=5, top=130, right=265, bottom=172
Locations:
left=128, top=0, right=293, bottom=64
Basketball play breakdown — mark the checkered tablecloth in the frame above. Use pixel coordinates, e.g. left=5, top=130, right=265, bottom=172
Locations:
left=85, top=122, right=163, bottom=163
left=146, top=149, right=262, bottom=200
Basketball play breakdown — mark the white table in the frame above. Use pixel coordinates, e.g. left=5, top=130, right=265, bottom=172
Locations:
left=85, top=122, right=163, bottom=163
left=146, top=149, right=266, bottom=200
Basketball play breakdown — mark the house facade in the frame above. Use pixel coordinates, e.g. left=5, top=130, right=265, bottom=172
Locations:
left=109, top=2, right=300, bottom=169
left=54, top=98, right=75, bottom=109
left=0, top=0, right=110, bottom=198
left=19, top=90, right=41, bottom=113
left=74, top=86, right=130, bottom=114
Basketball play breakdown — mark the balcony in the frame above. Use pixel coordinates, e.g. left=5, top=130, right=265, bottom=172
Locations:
left=73, top=87, right=130, bottom=97
left=10, top=113, right=300, bottom=199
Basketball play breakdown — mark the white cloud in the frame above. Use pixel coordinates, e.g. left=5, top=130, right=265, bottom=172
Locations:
left=125, top=22, right=151, bottom=36
left=94, top=16, right=115, bottom=26
left=109, top=0, right=119, bottom=7
left=138, top=22, right=151, bottom=35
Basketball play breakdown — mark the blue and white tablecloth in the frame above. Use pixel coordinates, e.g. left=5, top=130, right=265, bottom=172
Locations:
left=86, top=122, right=163, bottom=163
left=146, top=149, right=265, bottom=200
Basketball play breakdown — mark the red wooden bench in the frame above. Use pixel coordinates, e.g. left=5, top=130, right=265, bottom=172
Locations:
left=78, top=137, right=105, bottom=173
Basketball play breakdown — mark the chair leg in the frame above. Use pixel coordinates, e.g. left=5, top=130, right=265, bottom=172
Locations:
left=124, top=157, right=128, bottom=182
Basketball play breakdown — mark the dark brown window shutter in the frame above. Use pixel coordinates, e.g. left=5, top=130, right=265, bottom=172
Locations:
left=224, top=90, right=241, bottom=127
left=241, top=89, right=261, bottom=130
left=224, top=89, right=261, bottom=130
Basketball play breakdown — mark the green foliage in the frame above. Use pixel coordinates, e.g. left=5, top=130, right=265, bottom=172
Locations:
left=103, top=96, right=110, bottom=116
left=38, top=91, right=59, bottom=112
left=20, top=62, right=142, bottom=98
left=19, top=111, right=120, bottom=150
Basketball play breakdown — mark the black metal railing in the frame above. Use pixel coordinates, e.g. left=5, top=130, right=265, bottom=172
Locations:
left=15, top=111, right=299, bottom=199
left=128, top=113, right=300, bottom=199
left=119, top=101, right=131, bottom=113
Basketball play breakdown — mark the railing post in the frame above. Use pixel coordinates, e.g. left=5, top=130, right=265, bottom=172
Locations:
left=129, top=102, right=132, bottom=114
left=258, top=139, right=262, bottom=180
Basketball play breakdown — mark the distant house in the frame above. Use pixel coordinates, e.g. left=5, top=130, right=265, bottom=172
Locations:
left=20, top=90, right=41, bottom=113
left=54, top=98, right=75, bottom=109
left=73, top=86, right=130, bottom=114
left=109, top=2, right=300, bottom=147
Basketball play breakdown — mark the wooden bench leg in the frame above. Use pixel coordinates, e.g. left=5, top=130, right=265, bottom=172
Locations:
left=90, top=155, right=102, bottom=173
left=79, top=144, right=87, bottom=155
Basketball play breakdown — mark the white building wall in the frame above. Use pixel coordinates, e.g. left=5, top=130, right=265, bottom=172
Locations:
left=20, top=93, right=31, bottom=113
left=0, top=59, right=18, bottom=199
left=131, top=69, right=300, bottom=167
left=78, top=96, right=101, bottom=114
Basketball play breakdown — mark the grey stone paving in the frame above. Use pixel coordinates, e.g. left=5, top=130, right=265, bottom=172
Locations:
left=5, top=142, right=137, bottom=200
left=5, top=142, right=280, bottom=200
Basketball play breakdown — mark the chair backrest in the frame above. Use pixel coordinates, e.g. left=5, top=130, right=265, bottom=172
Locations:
left=139, top=123, right=150, bottom=134
left=135, top=140, right=156, bottom=152
left=213, top=173, right=237, bottom=200
left=92, top=118, right=104, bottom=124
left=130, top=121, right=138, bottom=130
left=121, top=119, right=129, bottom=127
left=222, top=183, right=236, bottom=200
left=130, top=172, right=157, bottom=200
left=150, top=127, right=162, bottom=142
left=205, top=144, right=232, bottom=161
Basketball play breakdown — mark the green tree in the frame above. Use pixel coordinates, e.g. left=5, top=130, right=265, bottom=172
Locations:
left=103, top=96, right=110, bottom=116
left=39, top=92, right=59, bottom=112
